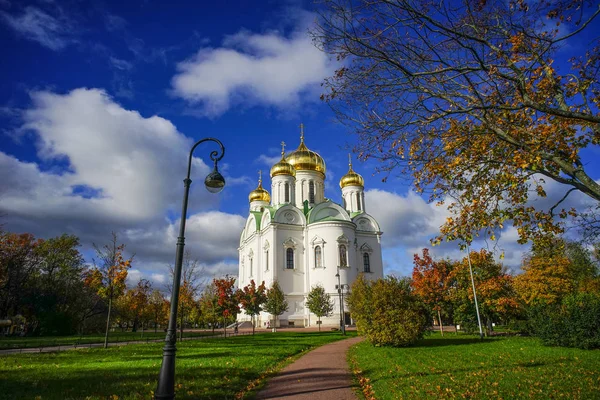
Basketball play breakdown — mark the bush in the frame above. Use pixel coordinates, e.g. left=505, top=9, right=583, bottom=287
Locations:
left=529, top=292, right=600, bottom=349
left=348, top=275, right=430, bottom=347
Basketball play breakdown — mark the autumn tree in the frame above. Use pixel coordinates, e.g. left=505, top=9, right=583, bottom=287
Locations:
left=213, top=276, right=240, bottom=336
left=411, top=249, right=453, bottom=335
left=166, top=252, right=204, bottom=341
left=84, top=232, right=133, bottom=348
left=306, top=284, right=334, bottom=331
left=450, top=250, right=519, bottom=334
left=314, top=0, right=600, bottom=245
left=129, top=278, right=152, bottom=335
left=238, top=280, right=267, bottom=334
left=263, top=281, right=288, bottom=332
left=148, top=289, right=168, bottom=332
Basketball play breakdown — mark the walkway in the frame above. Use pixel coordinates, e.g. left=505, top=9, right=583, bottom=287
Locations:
left=256, top=336, right=363, bottom=400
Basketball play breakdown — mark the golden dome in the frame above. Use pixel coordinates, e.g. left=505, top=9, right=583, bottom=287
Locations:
left=249, top=172, right=271, bottom=203
left=286, top=124, right=326, bottom=176
left=340, top=155, right=364, bottom=188
left=270, top=143, right=296, bottom=178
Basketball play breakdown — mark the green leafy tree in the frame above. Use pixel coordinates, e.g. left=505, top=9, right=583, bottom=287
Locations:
left=306, top=284, right=334, bottom=331
left=263, top=281, right=288, bottom=332
left=200, top=283, right=220, bottom=333
left=238, top=280, right=267, bottom=335
left=348, top=274, right=429, bottom=347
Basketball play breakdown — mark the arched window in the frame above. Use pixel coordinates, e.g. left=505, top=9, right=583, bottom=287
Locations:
left=356, top=192, right=361, bottom=210
left=363, top=253, right=370, bottom=273
left=250, top=257, right=253, bottom=276
left=285, top=182, right=290, bottom=203
left=339, top=244, right=347, bottom=267
left=265, top=250, right=269, bottom=271
left=286, top=248, right=294, bottom=269
left=314, top=246, right=322, bottom=268
left=309, top=181, right=315, bottom=204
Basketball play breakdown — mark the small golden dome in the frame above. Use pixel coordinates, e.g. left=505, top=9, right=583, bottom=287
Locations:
left=249, top=172, right=271, bottom=203
left=286, top=124, right=326, bottom=176
left=340, top=155, right=364, bottom=188
left=270, top=142, right=296, bottom=178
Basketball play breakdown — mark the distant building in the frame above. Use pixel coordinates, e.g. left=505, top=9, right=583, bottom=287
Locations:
left=238, top=126, right=383, bottom=328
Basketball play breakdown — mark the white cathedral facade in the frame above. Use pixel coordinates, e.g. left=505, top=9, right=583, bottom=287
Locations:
left=237, top=128, right=383, bottom=328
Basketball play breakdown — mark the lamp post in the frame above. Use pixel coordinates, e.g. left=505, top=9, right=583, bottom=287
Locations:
left=335, top=267, right=347, bottom=336
left=155, top=138, right=225, bottom=400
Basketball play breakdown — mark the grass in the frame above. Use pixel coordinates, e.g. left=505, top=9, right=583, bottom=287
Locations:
left=0, top=331, right=353, bottom=399
left=0, top=330, right=217, bottom=350
left=349, top=332, right=600, bottom=399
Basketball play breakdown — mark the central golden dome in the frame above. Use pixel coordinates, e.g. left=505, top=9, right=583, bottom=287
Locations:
left=249, top=173, right=271, bottom=203
left=339, top=155, right=364, bottom=188
left=286, top=125, right=326, bottom=176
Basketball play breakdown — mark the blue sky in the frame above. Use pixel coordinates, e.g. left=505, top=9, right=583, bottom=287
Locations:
left=1, top=0, right=597, bottom=287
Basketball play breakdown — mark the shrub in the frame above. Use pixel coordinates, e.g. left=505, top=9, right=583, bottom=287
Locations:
left=348, top=275, right=430, bottom=347
left=529, top=292, right=600, bottom=349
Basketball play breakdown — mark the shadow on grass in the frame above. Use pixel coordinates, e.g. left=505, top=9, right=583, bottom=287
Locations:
left=0, top=364, right=259, bottom=400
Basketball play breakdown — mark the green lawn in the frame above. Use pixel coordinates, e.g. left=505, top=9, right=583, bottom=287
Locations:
left=0, top=331, right=352, bottom=399
left=0, top=331, right=216, bottom=350
left=349, top=332, right=600, bottom=399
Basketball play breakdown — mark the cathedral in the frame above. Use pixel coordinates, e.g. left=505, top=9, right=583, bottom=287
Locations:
left=237, top=126, right=383, bottom=328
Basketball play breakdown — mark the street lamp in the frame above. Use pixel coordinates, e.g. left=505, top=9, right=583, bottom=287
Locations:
left=335, top=267, right=348, bottom=336
left=155, top=138, right=225, bottom=400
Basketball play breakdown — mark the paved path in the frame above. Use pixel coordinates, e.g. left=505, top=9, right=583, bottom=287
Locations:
left=256, top=336, right=363, bottom=400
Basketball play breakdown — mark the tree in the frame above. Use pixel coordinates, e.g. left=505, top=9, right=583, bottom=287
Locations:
left=84, top=232, right=132, bottom=348
left=200, top=283, right=220, bottom=333
left=450, top=250, right=519, bottom=334
left=166, top=252, right=204, bottom=341
left=238, top=280, right=267, bottom=335
left=306, top=284, right=334, bottom=331
left=411, top=249, right=453, bottom=335
left=27, top=234, right=86, bottom=335
left=0, top=232, right=41, bottom=320
left=213, top=276, right=239, bottom=336
left=514, top=239, right=599, bottom=305
left=130, top=278, right=152, bottom=335
left=148, top=289, right=168, bottom=333
left=314, top=0, right=600, bottom=245
left=348, top=274, right=430, bottom=346
left=263, top=281, right=288, bottom=332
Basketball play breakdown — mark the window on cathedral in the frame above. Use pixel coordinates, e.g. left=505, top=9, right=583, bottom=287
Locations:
left=250, top=258, right=253, bottom=276
left=286, top=248, right=294, bottom=269
left=363, top=252, right=370, bottom=273
left=285, top=182, right=290, bottom=203
left=339, top=244, right=347, bottom=267
left=309, top=181, right=315, bottom=204
left=265, top=250, right=269, bottom=270
left=356, top=192, right=361, bottom=210
left=314, top=246, right=322, bottom=268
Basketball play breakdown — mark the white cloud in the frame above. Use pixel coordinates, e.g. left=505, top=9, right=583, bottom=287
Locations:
left=171, top=14, right=338, bottom=116
left=0, top=88, right=246, bottom=288
left=0, top=6, right=77, bottom=50
left=366, top=189, right=449, bottom=248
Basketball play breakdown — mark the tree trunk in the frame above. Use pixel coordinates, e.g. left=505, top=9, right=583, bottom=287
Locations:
left=179, top=308, right=184, bottom=342
left=252, top=315, right=255, bottom=335
left=318, top=317, right=321, bottom=331
left=103, top=295, right=112, bottom=349
left=437, top=309, right=444, bottom=336
left=223, top=317, right=226, bottom=337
